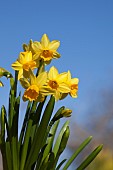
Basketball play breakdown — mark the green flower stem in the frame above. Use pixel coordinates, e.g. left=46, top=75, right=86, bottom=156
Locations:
left=25, top=95, right=55, bottom=170
left=30, top=99, right=46, bottom=141
left=63, top=136, right=93, bottom=170
left=20, top=101, right=37, bottom=170
left=14, top=71, right=18, bottom=97
left=8, top=71, right=18, bottom=129
left=0, top=106, right=8, bottom=170
left=19, top=101, right=31, bottom=148
left=1, top=106, right=6, bottom=144
left=11, top=96, right=20, bottom=170
left=6, top=141, right=13, bottom=170
left=36, top=59, right=45, bottom=76
left=76, top=144, right=103, bottom=170
left=8, top=86, right=15, bottom=129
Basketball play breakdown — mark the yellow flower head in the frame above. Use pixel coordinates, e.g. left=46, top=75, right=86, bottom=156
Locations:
left=12, top=51, right=39, bottom=80
left=42, top=66, right=70, bottom=100
left=20, top=70, right=47, bottom=102
left=31, top=34, right=60, bottom=64
left=67, top=71, right=79, bottom=98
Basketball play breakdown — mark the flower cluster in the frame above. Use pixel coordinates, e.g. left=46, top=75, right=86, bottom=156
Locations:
left=11, top=34, right=79, bottom=101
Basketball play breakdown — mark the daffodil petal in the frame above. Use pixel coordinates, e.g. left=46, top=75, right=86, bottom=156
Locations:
left=12, top=61, right=22, bottom=70
left=41, top=34, right=50, bottom=48
left=53, top=52, right=60, bottom=58
left=29, top=69, right=36, bottom=85
left=36, top=72, right=47, bottom=87
left=32, top=41, right=42, bottom=52
left=71, top=78, right=79, bottom=84
left=54, top=91, right=61, bottom=101
left=49, top=40, right=60, bottom=50
left=18, top=52, right=26, bottom=64
left=70, top=92, right=78, bottom=98
left=18, top=69, right=23, bottom=80
left=40, top=86, right=55, bottom=95
left=24, top=51, right=32, bottom=62
left=57, top=72, right=68, bottom=83
left=67, top=71, right=71, bottom=81
left=48, top=66, right=59, bottom=80
left=58, top=83, right=70, bottom=93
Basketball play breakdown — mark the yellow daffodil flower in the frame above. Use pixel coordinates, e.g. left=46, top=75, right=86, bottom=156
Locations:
left=42, top=66, right=70, bottom=100
left=20, top=70, right=47, bottom=102
left=12, top=51, right=39, bottom=80
left=66, top=71, right=79, bottom=98
left=31, top=34, right=60, bottom=64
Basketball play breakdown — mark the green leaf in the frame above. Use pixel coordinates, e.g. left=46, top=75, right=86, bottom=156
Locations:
left=25, top=95, right=55, bottom=170
left=53, top=126, right=70, bottom=169
left=63, top=136, right=93, bottom=170
left=56, top=159, right=67, bottom=170
left=20, top=101, right=37, bottom=170
left=19, top=101, right=31, bottom=147
left=0, top=106, right=8, bottom=170
left=50, top=106, right=65, bottom=123
left=76, top=144, right=103, bottom=170
left=42, top=120, right=60, bottom=161
left=53, top=120, right=69, bottom=157
left=46, top=152, right=55, bottom=170
left=6, top=141, right=12, bottom=170
left=10, top=95, right=20, bottom=170
left=31, top=99, right=47, bottom=141
left=0, top=106, right=6, bottom=144
left=35, top=144, right=48, bottom=170
left=38, top=154, right=49, bottom=170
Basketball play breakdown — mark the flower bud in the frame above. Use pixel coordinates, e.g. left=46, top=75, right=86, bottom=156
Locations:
left=0, top=67, right=12, bottom=78
left=61, top=108, right=72, bottom=117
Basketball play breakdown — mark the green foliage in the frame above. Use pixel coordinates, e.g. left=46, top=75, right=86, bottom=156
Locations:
left=0, top=71, right=102, bottom=170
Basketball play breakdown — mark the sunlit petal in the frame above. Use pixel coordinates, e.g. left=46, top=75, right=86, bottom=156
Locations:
left=36, top=72, right=47, bottom=87
left=12, top=61, right=22, bottom=70
left=48, top=66, right=58, bottom=80
left=57, top=72, right=68, bottom=83
left=49, top=40, right=60, bottom=50
left=41, top=34, right=50, bottom=48
left=58, top=83, right=70, bottom=93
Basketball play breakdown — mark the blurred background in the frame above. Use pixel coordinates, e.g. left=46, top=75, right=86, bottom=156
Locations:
left=0, top=0, right=113, bottom=169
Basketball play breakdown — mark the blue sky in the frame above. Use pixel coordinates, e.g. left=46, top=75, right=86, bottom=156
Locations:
left=0, top=0, right=113, bottom=126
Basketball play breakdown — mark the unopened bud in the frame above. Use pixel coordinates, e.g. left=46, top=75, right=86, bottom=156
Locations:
left=0, top=67, right=12, bottom=78
left=61, top=108, right=72, bottom=117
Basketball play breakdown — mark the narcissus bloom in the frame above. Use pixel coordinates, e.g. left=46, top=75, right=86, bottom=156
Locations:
left=66, top=71, right=79, bottom=98
left=31, top=34, right=60, bottom=64
left=20, top=70, right=47, bottom=102
left=12, top=51, right=39, bottom=80
left=42, top=66, right=70, bottom=100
